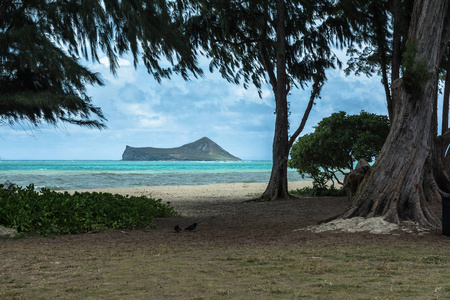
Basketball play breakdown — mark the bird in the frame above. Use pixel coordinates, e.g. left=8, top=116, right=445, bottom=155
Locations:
left=174, top=224, right=182, bottom=233
left=184, top=223, right=197, bottom=231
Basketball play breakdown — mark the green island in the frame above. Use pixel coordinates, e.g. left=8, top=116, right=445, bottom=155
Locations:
left=122, top=137, right=241, bottom=161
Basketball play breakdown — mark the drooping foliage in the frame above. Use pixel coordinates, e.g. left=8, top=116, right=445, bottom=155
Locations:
left=343, top=0, right=414, bottom=120
left=0, top=0, right=201, bottom=129
left=183, top=0, right=351, bottom=200
left=186, top=0, right=346, bottom=94
left=289, top=111, right=390, bottom=188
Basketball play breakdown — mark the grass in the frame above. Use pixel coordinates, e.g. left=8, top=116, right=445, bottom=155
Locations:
left=1, top=239, right=450, bottom=299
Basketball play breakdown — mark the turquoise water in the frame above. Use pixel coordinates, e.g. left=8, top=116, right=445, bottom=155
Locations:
left=0, top=160, right=307, bottom=190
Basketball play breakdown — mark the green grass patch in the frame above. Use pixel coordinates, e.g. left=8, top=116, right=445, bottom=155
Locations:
left=0, top=184, right=176, bottom=235
left=1, top=241, right=450, bottom=299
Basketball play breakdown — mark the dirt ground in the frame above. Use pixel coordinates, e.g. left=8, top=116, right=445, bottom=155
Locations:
left=4, top=196, right=450, bottom=299
left=6, top=195, right=448, bottom=248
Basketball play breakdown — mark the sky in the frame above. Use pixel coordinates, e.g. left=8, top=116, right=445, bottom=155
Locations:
left=0, top=52, right=391, bottom=161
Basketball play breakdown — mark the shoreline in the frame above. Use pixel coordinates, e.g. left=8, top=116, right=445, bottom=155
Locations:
left=64, top=181, right=313, bottom=202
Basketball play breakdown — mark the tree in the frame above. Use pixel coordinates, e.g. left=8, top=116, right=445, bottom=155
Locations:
left=343, top=0, right=414, bottom=122
left=0, top=0, right=201, bottom=129
left=289, top=111, right=389, bottom=188
left=336, top=0, right=450, bottom=228
left=185, top=0, right=348, bottom=200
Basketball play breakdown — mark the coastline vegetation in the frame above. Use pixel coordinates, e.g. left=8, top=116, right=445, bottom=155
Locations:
left=291, top=185, right=346, bottom=197
left=0, top=185, right=176, bottom=235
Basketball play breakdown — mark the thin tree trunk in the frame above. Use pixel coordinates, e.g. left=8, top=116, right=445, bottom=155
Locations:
left=442, top=71, right=450, bottom=133
left=390, top=0, right=406, bottom=122
left=336, top=0, right=450, bottom=228
left=391, top=0, right=402, bottom=84
left=288, top=77, right=322, bottom=149
left=261, top=0, right=290, bottom=201
left=373, top=1, right=393, bottom=121
left=380, top=53, right=392, bottom=121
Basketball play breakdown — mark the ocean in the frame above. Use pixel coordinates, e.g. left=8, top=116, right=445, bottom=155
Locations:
left=0, top=160, right=308, bottom=190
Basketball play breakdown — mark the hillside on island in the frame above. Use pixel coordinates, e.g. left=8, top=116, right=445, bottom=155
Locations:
left=122, top=137, right=241, bottom=161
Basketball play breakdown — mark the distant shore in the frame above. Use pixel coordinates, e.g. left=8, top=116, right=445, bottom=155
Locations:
left=64, top=181, right=313, bottom=202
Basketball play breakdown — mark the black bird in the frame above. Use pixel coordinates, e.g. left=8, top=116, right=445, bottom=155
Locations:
left=185, top=223, right=197, bottom=231
left=174, top=224, right=182, bottom=233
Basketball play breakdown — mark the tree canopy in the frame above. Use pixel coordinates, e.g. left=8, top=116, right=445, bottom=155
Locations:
left=289, top=111, right=390, bottom=188
left=0, top=0, right=201, bottom=129
left=183, top=0, right=350, bottom=200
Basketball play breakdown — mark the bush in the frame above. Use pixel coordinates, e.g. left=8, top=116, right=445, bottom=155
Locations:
left=291, top=184, right=346, bottom=197
left=0, top=184, right=176, bottom=235
left=289, top=111, right=389, bottom=188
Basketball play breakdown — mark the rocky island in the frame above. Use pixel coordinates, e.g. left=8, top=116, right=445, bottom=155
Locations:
left=122, top=137, right=241, bottom=161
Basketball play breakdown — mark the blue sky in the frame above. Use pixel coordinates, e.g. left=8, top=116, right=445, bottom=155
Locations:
left=0, top=53, right=390, bottom=161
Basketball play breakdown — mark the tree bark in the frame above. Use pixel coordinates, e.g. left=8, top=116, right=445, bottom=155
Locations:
left=391, top=0, right=401, bottom=75
left=442, top=70, right=450, bottom=133
left=288, top=77, right=322, bottom=149
left=390, top=0, right=407, bottom=121
left=336, top=0, right=450, bottom=228
left=442, top=71, right=450, bottom=174
left=261, top=0, right=290, bottom=201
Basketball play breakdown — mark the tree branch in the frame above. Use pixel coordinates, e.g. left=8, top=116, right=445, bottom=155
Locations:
left=257, top=16, right=277, bottom=95
left=333, top=173, right=344, bottom=185
left=288, top=76, right=323, bottom=149
left=259, top=42, right=277, bottom=95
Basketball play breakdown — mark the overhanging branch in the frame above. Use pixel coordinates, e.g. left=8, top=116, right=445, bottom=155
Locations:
left=288, top=76, right=323, bottom=149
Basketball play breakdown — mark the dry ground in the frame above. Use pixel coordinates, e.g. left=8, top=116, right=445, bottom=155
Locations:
left=2, top=195, right=450, bottom=299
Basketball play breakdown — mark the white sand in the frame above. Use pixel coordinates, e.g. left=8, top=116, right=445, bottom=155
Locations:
left=297, top=217, right=432, bottom=235
left=63, top=181, right=431, bottom=235
left=64, top=181, right=313, bottom=202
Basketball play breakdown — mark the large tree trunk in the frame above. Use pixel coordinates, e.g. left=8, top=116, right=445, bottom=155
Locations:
left=261, top=109, right=290, bottom=200
left=337, top=0, right=450, bottom=228
left=261, top=0, right=290, bottom=201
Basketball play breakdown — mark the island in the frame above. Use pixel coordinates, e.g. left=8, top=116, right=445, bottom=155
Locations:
left=122, top=137, right=241, bottom=161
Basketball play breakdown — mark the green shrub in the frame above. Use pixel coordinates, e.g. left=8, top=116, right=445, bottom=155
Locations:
left=289, top=111, right=389, bottom=188
left=291, top=184, right=346, bottom=197
left=0, top=184, right=176, bottom=235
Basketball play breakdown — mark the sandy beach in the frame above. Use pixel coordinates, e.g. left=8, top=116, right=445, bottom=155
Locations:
left=65, top=180, right=313, bottom=202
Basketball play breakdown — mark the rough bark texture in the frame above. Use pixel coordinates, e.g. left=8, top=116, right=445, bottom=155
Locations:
left=338, top=0, right=450, bottom=228
left=261, top=0, right=290, bottom=201
left=343, top=159, right=370, bottom=201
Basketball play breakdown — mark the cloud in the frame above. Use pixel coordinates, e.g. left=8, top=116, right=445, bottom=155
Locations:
left=0, top=52, right=390, bottom=160
left=99, top=56, right=132, bottom=68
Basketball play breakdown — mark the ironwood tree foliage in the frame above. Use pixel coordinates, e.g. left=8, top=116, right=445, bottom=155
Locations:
left=184, top=0, right=349, bottom=200
left=343, top=0, right=414, bottom=122
left=0, top=0, right=201, bottom=129
left=289, top=111, right=389, bottom=188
